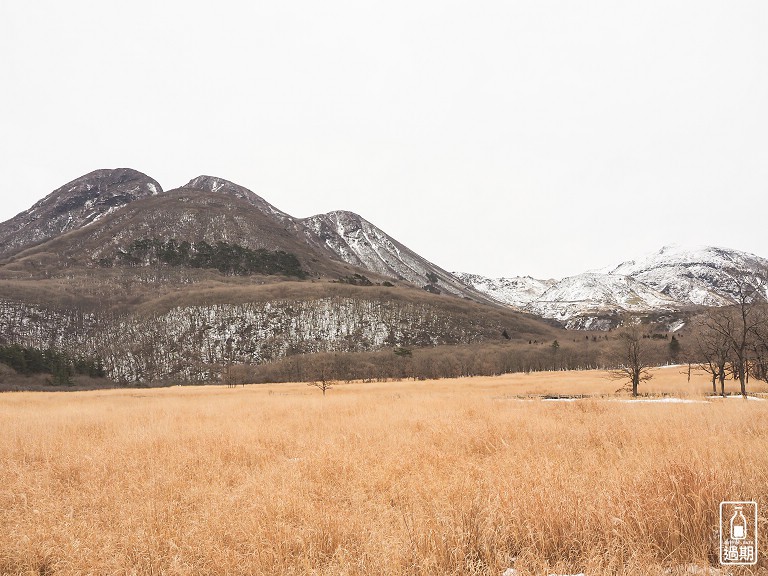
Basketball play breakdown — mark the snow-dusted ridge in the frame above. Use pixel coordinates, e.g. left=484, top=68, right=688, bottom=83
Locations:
left=176, top=177, right=495, bottom=302
left=462, top=245, right=768, bottom=330
left=607, top=244, right=768, bottom=306
left=453, top=272, right=555, bottom=308
left=525, top=272, right=681, bottom=329
left=301, top=210, right=485, bottom=300
left=182, top=175, right=296, bottom=223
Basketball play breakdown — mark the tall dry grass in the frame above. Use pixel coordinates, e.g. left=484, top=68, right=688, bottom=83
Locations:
left=0, top=370, right=766, bottom=575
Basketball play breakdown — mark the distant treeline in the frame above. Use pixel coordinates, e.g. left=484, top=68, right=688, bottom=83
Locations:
left=221, top=335, right=683, bottom=385
left=112, top=238, right=307, bottom=278
left=0, top=345, right=106, bottom=385
left=232, top=341, right=603, bottom=384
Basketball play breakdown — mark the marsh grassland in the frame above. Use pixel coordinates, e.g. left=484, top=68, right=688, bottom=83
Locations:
left=1, top=369, right=766, bottom=575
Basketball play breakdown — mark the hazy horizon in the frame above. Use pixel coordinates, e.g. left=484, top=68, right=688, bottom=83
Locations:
left=2, top=2, right=766, bottom=278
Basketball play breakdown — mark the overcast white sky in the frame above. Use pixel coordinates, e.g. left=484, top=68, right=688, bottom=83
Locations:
left=1, top=1, right=766, bottom=278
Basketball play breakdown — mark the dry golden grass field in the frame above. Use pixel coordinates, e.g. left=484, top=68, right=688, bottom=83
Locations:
left=1, top=367, right=767, bottom=575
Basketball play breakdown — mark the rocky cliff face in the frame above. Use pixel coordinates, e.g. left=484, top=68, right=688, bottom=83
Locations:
left=0, top=168, right=161, bottom=259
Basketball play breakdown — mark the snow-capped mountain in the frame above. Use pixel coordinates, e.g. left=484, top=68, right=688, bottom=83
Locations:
left=461, top=245, right=768, bottom=330
left=0, top=168, right=161, bottom=259
left=525, top=272, right=681, bottom=330
left=607, top=245, right=768, bottom=306
left=454, top=269, right=686, bottom=329
left=453, top=273, right=555, bottom=308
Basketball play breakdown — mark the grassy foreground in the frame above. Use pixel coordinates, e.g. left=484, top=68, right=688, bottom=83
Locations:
left=1, top=369, right=766, bottom=575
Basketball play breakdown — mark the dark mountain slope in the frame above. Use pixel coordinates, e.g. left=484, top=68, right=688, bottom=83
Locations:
left=181, top=175, right=297, bottom=225
left=2, top=189, right=349, bottom=279
left=178, top=175, right=496, bottom=303
left=0, top=168, right=161, bottom=259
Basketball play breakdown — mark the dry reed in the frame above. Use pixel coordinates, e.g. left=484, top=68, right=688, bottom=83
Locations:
left=1, top=369, right=766, bottom=575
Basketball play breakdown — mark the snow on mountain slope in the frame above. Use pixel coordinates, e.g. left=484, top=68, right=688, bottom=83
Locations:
left=460, top=245, right=768, bottom=329
left=453, top=273, right=555, bottom=308
left=179, top=177, right=494, bottom=302
left=301, top=211, right=486, bottom=300
left=182, top=176, right=297, bottom=225
left=609, top=245, right=768, bottom=305
left=525, top=272, right=680, bottom=329
left=0, top=168, right=161, bottom=259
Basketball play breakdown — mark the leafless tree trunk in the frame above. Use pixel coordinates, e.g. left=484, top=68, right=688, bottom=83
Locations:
left=610, top=329, right=653, bottom=397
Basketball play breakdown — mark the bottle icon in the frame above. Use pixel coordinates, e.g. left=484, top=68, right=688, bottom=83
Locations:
left=730, top=506, right=748, bottom=540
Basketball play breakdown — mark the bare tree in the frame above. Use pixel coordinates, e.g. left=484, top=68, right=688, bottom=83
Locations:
left=704, top=280, right=765, bottom=398
left=610, top=329, right=653, bottom=397
left=307, top=366, right=335, bottom=396
left=696, top=319, right=731, bottom=397
left=221, top=338, right=245, bottom=388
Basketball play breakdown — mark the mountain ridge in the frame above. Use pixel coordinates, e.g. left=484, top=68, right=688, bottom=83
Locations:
left=0, top=168, right=162, bottom=260
left=0, top=167, right=541, bottom=384
left=0, top=169, right=497, bottom=304
left=458, top=244, right=768, bottom=330
left=4, top=168, right=768, bottom=340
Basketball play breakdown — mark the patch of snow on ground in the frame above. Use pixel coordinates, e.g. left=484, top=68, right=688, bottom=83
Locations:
left=706, top=395, right=766, bottom=401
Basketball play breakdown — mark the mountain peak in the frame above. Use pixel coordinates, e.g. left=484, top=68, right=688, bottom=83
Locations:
left=0, top=168, right=161, bottom=259
left=184, top=175, right=250, bottom=197
left=181, top=175, right=291, bottom=220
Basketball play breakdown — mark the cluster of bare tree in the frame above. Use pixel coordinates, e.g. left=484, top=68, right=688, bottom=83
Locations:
left=241, top=338, right=631, bottom=385
left=608, top=279, right=768, bottom=398
left=695, top=281, right=768, bottom=397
